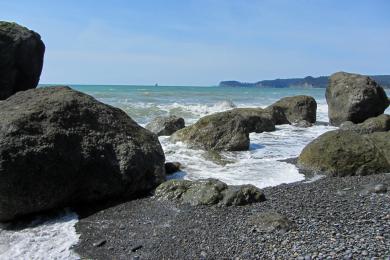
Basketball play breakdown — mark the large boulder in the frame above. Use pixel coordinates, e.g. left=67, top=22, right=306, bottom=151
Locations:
left=145, top=115, right=185, bottom=136
left=339, top=114, right=390, bottom=134
left=297, top=130, right=390, bottom=177
left=266, top=95, right=317, bottom=124
left=155, top=179, right=265, bottom=206
left=326, top=72, right=389, bottom=126
left=0, top=86, right=165, bottom=221
left=170, top=108, right=275, bottom=151
left=0, top=21, right=45, bottom=100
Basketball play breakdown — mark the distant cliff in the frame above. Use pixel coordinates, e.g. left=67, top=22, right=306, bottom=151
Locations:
left=220, top=75, right=390, bottom=88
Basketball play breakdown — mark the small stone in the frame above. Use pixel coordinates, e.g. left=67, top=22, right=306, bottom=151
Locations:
left=92, top=239, right=106, bottom=247
left=361, top=250, right=368, bottom=256
left=131, top=245, right=143, bottom=252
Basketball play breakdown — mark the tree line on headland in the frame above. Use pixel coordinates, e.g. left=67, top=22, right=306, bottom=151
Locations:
left=220, top=75, right=390, bottom=88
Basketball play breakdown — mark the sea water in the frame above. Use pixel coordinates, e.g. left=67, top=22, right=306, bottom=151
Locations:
left=72, top=85, right=336, bottom=187
left=1, top=85, right=387, bottom=259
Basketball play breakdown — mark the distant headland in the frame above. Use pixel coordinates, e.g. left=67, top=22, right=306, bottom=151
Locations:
left=219, top=75, right=390, bottom=88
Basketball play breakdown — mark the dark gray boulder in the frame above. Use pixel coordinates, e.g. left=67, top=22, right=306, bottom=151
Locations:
left=339, top=114, right=390, bottom=134
left=145, top=115, right=185, bottom=136
left=297, top=130, right=390, bottom=177
left=165, top=162, right=181, bottom=175
left=266, top=95, right=317, bottom=124
left=0, top=21, right=45, bottom=100
left=0, top=86, right=165, bottom=221
left=170, top=108, right=275, bottom=151
left=155, top=178, right=265, bottom=206
left=326, top=72, right=389, bottom=126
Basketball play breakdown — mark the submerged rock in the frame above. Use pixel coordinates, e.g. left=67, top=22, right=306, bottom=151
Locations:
left=267, top=95, right=317, bottom=124
left=165, top=162, right=182, bottom=175
left=0, top=86, right=165, bottom=221
left=326, top=72, right=389, bottom=126
left=0, top=21, right=45, bottom=100
left=293, top=120, right=313, bottom=128
left=155, top=179, right=265, bottom=206
left=145, top=115, right=185, bottom=136
left=339, top=114, right=390, bottom=134
left=171, top=108, right=275, bottom=151
left=297, top=130, right=390, bottom=177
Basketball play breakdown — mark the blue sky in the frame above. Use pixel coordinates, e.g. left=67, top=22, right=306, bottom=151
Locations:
left=2, top=0, right=390, bottom=85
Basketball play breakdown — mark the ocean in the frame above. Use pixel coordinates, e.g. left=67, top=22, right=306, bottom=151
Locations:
left=70, top=85, right=336, bottom=188
left=0, top=85, right=387, bottom=259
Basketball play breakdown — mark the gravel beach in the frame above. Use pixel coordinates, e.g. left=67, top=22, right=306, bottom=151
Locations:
left=75, top=173, right=390, bottom=259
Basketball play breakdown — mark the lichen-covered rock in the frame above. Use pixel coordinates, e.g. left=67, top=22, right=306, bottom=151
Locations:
left=339, top=114, right=390, bottom=134
left=326, top=72, right=389, bottom=126
left=266, top=95, right=317, bottom=124
left=145, top=115, right=185, bottom=136
left=155, top=179, right=265, bottom=206
left=0, top=21, right=45, bottom=100
left=297, top=130, right=390, bottom=177
left=248, top=211, right=293, bottom=232
left=0, top=86, right=165, bottom=221
left=170, top=108, right=275, bottom=151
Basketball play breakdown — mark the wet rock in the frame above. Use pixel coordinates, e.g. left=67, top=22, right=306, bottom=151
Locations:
left=297, top=130, right=390, bottom=177
left=339, top=114, right=390, bottom=134
left=145, top=115, right=185, bottom=136
left=293, top=120, right=313, bottom=128
left=0, top=86, right=165, bottom=221
left=155, top=179, right=265, bottom=206
left=326, top=72, right=389, bottom=126
left=0, top=21, right=45, bottom=100
left=267, top=95, right=317, bottom=124
left=171, top=108, right=275, bottom=151
left=165, top=162, right=182, bottom=175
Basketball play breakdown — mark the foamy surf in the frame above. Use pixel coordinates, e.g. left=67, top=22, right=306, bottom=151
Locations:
left=1, top=85, right=353, bottom=259
left=0, top=210, right=79, bottom=260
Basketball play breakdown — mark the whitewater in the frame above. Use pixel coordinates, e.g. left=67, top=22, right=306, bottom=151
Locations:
left=3, top=85, right=383, bottom=259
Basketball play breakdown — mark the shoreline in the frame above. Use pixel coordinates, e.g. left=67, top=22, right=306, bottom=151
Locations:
left=74, top=173, right=390, bottom=259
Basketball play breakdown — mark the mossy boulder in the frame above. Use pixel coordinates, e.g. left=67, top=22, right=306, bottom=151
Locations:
left=0, top=21, right=45, bottom=100
left=298, top=130, right=390, bottom=177
left=170, top=108, right=275, bottom=151
left=155, top=179, right=265, bottom=206
left=266, top=95, right=317, bottom=124
left=326, top=72, right=389, bottom=126
left=339, top=114, right=390, bottom=134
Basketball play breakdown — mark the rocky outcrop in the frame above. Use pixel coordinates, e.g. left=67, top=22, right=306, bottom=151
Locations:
left=0, top=86, right=165, bottom=221
left=0, top=21, right=45, bottom=100
left=145, top=115, right=185, bottom=136
left=248, top=211, right=293, bottom=233
left=326, top=72, right=389, bottom=126
left=339, top=114, right=390, bottom=134
left=266, top=95, right=317, bottom=124
left=165, top=162, right=181, bottom=175
left=155, top=179, right=265, bottom=206
left=297, top=130, right=390, bottom=177
left=171, top=108, right=275, bottom=151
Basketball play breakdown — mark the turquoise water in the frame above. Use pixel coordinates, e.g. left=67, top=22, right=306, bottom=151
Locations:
left=69, top=85, right=329, bottom=124
left=63, top=84, right=336, bottom=188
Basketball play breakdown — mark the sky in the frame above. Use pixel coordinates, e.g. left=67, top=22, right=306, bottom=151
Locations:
left=1, top=0, right=390, bottom=85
